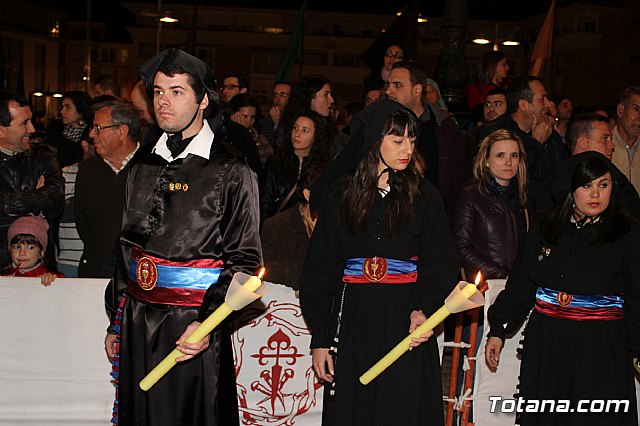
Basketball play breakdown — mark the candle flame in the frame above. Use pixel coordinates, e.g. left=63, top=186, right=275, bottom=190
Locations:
left=474, top=271, right=482, bottom=285
left=258, top=267, right=266, bottom=280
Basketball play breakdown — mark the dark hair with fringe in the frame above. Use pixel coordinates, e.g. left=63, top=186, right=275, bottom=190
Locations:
left=229, top=94, right=264, bottom=122
left=8, top=233, right=57, bottom=272
left=10, top=233, right=43, bottom=250
left=343, top=108, right=424, bottom=236
left=541, top=155, right=629, bottom=245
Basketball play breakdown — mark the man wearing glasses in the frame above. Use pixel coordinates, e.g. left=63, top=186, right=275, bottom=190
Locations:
left=75, top=100, right=140, bottom=278
left=219, top=71, right=248, bottom=104
left=363, top=44, right=404, bottom=94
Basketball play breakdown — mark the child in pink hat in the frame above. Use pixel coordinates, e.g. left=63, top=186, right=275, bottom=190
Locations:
left=2, top=214, right=64, bottom=286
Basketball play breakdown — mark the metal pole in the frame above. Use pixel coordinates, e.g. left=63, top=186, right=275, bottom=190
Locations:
left=85, top=0, right=92, bottom=92
left=156, top=0, right=162, bottom=53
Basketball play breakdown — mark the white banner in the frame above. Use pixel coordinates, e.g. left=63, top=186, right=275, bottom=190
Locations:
left=0, top=278, right=324, bottom=426
left=5, top=277, right=634, bottom=425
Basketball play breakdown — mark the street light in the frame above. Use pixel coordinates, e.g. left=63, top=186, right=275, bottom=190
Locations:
left=471, top=25, right=520, bottom=50
left=140, top=1, right=179, bottom=53
left=160, top=16, right=178, bottom=23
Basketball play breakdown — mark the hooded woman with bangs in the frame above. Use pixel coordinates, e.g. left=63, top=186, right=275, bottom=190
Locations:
left=300, top=100, right=459, bottom=425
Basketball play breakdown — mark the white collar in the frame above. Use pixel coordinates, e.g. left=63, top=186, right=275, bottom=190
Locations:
left=152, top=120, right=214, bottom=161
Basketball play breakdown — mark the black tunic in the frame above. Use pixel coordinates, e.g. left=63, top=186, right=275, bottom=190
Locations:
left=106, top=137, right=262, bottom=426
left=488, top=217, right=640, bottom=426
left=300, top=182, right=459, bottom=425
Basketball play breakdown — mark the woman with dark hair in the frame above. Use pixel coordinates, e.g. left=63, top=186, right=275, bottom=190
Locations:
left=261, top=110, right=331, bottom=222
left=48, top=90, right=93, bottom=167
left=485, top=151, right=640, bottom=425
left=300, top=102, right=459, bottom=425
left=363, top=44, right=404, bottom=93
left=467, top=50, right=509, bottom=111
left=275, top=75, right=343, bottom=155
left=452, top=129, right=529, bottom=279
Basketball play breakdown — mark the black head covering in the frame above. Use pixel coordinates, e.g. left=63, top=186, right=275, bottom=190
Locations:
left=137, top=48, right=221, bottom=157
left=137, top=48, right=218, bottom=109
left=551, top=151, right=619, bottom=207
left=350, top=100, right=417, bottom=186
left=349, top=100, right=407, bottom=155
left=309, top=100, right=416, bottom=211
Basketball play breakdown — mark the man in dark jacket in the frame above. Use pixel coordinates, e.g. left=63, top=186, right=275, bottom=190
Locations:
left=75, top=100, right=141, bottom=278
left=475, top=76, right=569, bottom=205
left=0, top=91, right=64, bottom=266
left=535, top=114, right=640, bottom=218
left=385, top=61, right=470, bottom=217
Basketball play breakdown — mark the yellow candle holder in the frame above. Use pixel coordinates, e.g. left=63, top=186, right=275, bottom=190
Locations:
left=139, top=269, right=267, bottom=391
left=359, top=281, right=485, bottom=385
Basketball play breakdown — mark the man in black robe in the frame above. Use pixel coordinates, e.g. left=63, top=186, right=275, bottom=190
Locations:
left=104, top=49, right=262, bottom=426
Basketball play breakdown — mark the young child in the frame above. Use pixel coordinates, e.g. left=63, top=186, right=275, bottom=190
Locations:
left=2, top=215, right=63, bottom=286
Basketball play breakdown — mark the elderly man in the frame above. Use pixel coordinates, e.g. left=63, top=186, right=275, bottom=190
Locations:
left=611, top=87, right=640, bottom=193
left=104, top=49, right=261, bottom=426
left=75, top=100, right=141, bottom=278
left=0, top=91, right=64, bottom=266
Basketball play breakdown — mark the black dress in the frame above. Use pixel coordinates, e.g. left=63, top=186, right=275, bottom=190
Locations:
left=105, top=138, right=262, bottom=426
left=488, top=217, right=640, bottom=426
left=300, top=182, right=459, bottom=425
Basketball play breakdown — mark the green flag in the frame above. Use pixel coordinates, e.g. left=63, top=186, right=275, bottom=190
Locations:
left=275, top=0, right=305, bottom=81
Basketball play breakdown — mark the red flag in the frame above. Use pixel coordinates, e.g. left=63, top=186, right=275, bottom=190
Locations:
left=529, top=0, right=555, bottom=77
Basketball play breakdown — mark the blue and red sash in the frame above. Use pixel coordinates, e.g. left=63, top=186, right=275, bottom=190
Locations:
left=342, top=256, right=418, bottom=284
left=534, top=287, right=623, bottom=321
left=126, top=247, right=224, bottom=306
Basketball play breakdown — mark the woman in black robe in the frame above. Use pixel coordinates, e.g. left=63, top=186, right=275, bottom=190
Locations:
left=486, top=151, right=640, bottom=425
left=300, top=102, right=459, bottom=425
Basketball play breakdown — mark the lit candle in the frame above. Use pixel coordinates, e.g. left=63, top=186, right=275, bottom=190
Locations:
left=359, top=273, right=483, bottom=385
left=140, top=268, right=266, bottom=391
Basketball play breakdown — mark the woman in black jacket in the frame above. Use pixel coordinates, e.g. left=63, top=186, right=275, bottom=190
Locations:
left=260, top=110, right=331, bottom=223
left=451, top=128, right=529, bottom=279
